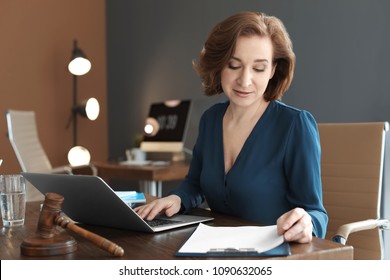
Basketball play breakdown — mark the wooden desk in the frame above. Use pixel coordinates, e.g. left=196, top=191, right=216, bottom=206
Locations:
left=74, top=161, right=190, bottom=197
left=0, top=201, right=353, bottom=260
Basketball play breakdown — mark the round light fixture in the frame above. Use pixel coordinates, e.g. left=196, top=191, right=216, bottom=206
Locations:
left=67, top=146, right=91, bottom=167
left=68, top=57, right=91, bottom=76
left=85, top=98, right=100, bottom=121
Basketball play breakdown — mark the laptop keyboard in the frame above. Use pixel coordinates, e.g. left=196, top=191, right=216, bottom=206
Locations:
left=145, top=218, right=181, bottom=227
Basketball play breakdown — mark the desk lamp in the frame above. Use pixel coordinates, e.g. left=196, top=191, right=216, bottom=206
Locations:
left=67, top=40, right=99, bottom=167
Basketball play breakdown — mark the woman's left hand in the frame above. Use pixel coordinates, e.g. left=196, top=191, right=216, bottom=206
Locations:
left=276, top=208, right=313, bottom=243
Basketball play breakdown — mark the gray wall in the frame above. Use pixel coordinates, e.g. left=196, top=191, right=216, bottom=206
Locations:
left=106, top=0, right=390, bottom=258
left=106, top=0, right=390, bottom=159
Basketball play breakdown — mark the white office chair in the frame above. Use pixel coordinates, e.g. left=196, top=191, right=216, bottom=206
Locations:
left=318, top=122, right=390, bottom=259
left=6, top=110, right=73, bottom=201
left=6, top=110, right=72, bottom=174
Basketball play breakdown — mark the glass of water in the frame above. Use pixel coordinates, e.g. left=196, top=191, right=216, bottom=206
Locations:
left=0, top=174, right=26, bottom=227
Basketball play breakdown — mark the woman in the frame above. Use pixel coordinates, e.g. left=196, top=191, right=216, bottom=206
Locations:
left=135, top=11, right=328, bottom=243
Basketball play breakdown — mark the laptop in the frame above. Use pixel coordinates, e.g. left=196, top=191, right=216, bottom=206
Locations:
left=22, top=172, right=213, bottom=232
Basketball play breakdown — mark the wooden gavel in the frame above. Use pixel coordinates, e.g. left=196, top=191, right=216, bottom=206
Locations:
left=21, top=192, right=124, bottom=257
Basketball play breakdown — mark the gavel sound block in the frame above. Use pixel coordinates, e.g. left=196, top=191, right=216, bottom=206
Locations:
left=21, top=192, right=124, bottom=257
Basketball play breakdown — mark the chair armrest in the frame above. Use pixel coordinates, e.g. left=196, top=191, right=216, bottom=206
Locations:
left=50, top=165, right=73, bottom=174
left=332, top=219, right=389, bottom=244
left=86, top=163, right=98, bottom=176
left=50, top=164, right=98, bottom=176
left=68, top=163, right=98, bottom=176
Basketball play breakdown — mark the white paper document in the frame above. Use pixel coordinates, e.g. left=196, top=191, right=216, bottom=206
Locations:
left=178, top=223, right=284, bottom=254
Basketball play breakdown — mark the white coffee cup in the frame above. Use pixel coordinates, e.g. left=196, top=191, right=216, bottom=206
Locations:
left=126, top=148, right=146, bottom=162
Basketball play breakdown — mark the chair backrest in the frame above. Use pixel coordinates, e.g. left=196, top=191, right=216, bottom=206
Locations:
left=318, top=122, right=388, bottom=259
left=6, top=110, right=53, bottom=172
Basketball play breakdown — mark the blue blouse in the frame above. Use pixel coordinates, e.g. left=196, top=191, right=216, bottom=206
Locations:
left=171, top=100, right=328, bottom=238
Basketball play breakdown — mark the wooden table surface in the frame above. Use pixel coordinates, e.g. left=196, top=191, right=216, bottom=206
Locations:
left=0, top=201, right=353, bottom=260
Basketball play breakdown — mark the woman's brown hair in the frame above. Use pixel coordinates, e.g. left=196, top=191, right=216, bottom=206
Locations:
left=193, top=11, right=295, bottom=101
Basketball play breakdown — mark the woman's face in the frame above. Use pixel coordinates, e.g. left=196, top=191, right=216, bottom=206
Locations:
left=221, top=35, right=275, bottom=108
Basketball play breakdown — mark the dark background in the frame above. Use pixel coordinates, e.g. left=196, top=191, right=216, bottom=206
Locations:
left=106, top=0, right=390, bottom=159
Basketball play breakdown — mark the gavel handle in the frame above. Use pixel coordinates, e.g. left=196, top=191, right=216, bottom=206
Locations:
left=54, top=214, right=124, bottom=257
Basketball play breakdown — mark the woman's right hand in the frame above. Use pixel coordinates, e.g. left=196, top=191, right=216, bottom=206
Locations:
left=134, top=194, right=182, bottom=220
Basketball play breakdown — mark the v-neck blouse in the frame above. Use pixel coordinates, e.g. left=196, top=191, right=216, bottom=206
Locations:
left=171, top=100, right=328, bottom=238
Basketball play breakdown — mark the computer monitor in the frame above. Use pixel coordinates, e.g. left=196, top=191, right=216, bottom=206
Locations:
left=140, top=100, right=191, bottom=160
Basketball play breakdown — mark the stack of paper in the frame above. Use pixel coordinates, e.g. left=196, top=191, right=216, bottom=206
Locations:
left=176, top=223, right=290, bottom=257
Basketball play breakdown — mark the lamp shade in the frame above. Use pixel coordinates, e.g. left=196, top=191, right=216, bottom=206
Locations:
left=85, top=97, right=100, bottom=120
left=68, top=41, right=91, bottom=76
left=68, top=57, right=91, bottom=76
left=74, top=97, right=100, bottom=121
left=67, top=146, right=91, bottom=166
